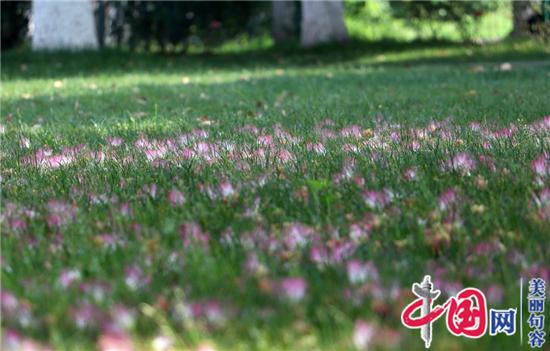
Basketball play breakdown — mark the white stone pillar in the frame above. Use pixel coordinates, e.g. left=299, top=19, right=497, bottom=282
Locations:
left=301, top=0, right=348, bottom=47
left=31, top=0, right=98, bottom=50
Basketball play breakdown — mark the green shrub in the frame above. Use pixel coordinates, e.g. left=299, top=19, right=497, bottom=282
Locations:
left=388, top=0, right=502, bottom=41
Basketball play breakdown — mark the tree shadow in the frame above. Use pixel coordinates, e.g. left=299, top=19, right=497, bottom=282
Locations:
left=2, top=38, right=548, bottom=81
left=3, top=62, right=549, bottom=139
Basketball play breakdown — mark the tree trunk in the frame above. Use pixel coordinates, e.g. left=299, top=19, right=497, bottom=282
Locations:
left=272, top=1, right=298, bottom=43
left=300, top=0, right=348, bottom=47
left=31, top=0, right=98, bottom=50
left=95, top=0, right=106, bottom=49
left=511, top=1, right=534, bottom=36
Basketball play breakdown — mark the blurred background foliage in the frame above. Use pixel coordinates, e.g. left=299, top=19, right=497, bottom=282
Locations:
left=1, top=0, right=548, bottom=52
left=1, top=0, right=31, bottom=51
left=346, top=0, right=505, bottom=42
left=105, top=1, right=269, bottom=52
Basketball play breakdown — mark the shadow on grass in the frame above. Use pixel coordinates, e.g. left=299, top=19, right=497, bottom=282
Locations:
left=2, top=38, right=548, bottom=80
left=3, top=62, right=550, bottom=138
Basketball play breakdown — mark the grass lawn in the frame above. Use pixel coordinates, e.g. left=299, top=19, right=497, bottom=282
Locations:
left=1, top=39, right=550, bottom=350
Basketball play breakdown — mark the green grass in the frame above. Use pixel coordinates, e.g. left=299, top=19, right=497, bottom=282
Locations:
left=1, top=39, right=550, bottom=351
